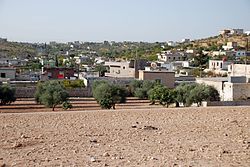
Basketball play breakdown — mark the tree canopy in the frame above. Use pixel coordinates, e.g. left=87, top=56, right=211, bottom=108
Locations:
left=35, top=81, right=69, bottom=111
left=92, top=81, right=127, bottom=109
left=0, top=85, right=16, bottom=105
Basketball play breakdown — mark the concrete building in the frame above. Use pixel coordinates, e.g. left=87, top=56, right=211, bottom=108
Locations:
left=167, top=41, right=176, bottom=47
left=222, top=42, right=237, bottom=50
left=198, top=64, right=250, bottom=101
left=228, top=64, right=250, bottom=79
left=157, top=51, right=189, bottom=62
left=0, top=67, right=16, bottom=80
left=245, top=31, right=250, bottom=35
left=230, top=29, right=244, bottom=35
left=74, top=55, right=90, bottom=64
left=41, top=67, right=75, bottom=80
left=105, top=60, right=147, bottom=78
left=139, top=70, right=175, bottom=88
left=209, top=60, right=232, bottom=71
left=235, top=51, right=250, bottom=57
left=219, top=29, right=244, bottom=36
left=181, top=39, right=190, bottom=43
left=196, top=77, right=228, bottom=101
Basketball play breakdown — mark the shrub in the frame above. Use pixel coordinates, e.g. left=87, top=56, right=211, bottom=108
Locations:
left=35, top=81, right=69, bottom=111
left=0, top=85, right=16, bottom=105
left=62, top=80, right=85, bottom=89
left=62, top=101, right=73, bottom=110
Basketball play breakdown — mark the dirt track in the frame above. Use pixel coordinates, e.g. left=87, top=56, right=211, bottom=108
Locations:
left=0, top=106, right=249, bottom=167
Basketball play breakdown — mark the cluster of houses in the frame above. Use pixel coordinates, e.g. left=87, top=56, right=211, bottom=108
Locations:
left=0, top=30, right=250, bottom=103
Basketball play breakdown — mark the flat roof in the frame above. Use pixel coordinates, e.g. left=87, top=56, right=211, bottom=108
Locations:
left=196, top=77, right=228, bottom=82
left=140, top=70, right=175, bottom=73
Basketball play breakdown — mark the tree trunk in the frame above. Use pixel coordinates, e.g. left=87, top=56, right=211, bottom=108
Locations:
left=52, top=105, right=55, bottom=111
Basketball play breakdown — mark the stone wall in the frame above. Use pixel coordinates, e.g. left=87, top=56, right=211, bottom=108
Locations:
left=15, top=86, right=92, bottom=98
left=202, top=100, right=250, bottom=107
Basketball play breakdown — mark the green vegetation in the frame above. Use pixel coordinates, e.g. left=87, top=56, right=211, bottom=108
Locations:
left=62, top=80, right=85, bottom=89
left=0, top=85, right=16, bottom=105
left=94, top=64, right=107, bottom=77
left=129, top=80, right=157, bottom=99
left=148, top=85, right=175, bottom=107
left=175, top=83, right=220, bottom=107
left=35, top=81, right=70, bottom=111
left=92, top=81, right=126, bottom=109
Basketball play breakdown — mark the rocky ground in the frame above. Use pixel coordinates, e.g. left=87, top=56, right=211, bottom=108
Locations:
left=0, top=107, right=249, bottom=167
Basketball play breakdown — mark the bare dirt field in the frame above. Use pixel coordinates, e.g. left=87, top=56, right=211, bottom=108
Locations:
left=0, top=106, right=250, bottom=167
left=0, top=98, right=158, bottom=113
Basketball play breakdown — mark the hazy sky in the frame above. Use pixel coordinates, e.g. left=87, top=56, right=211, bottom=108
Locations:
left=0, top=0, right=250, bottom=43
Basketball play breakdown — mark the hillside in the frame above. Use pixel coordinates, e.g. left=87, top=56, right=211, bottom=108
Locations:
left=0, top=41, right=38, bottom=58
left=191, top=34, right=250, bottom=50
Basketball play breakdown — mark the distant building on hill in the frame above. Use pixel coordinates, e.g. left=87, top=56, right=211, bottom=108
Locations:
left=219, top=28, right=244, bottom=36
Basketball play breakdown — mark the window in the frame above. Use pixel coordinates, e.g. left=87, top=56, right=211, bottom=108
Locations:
left=155, top=79, right=162, bottom=84
left=1, top=73, right=6, bottom=78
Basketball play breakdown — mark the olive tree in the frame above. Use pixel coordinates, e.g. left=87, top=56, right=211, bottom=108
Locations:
left=92, top=81, right=126, bottom=109
left=35, top=81, right=69, bottom=111
left=0, top=85, right=16, bottom=105
left=130, top=80, right=157, bottom=99
left=148, top=85, right=175, bottom=107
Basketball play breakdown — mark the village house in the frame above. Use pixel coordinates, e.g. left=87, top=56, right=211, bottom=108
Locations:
left=104, top=60, right=148, bottom=78
left=235, top=51, right=250, bottom=57
left=41, top=67, right=75, bottom=80
left=0, top=67, right=16, bottom=80
left=228, top=64, right=250, bottom=79
left=139, top=70, right=175, bottom=88
left=208, top=60, right=232, bottom=71
left=198, top=64, right=250, bottom=101
left=157, top=51, right=189, bottom=62
left=219, top=29, right=244, bottom=36
left=222, top=42, right=238, bottom=51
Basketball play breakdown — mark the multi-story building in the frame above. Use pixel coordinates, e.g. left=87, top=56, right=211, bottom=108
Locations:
left=105, top=60, right=148, bottom=78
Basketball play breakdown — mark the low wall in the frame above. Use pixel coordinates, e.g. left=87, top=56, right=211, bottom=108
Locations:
left=15, top=86, right=92, bottom=98
left=202, top=100, right=250, bottom=107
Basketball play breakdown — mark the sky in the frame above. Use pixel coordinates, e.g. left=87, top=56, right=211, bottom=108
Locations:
left=0, top=0, right=250, bottom=43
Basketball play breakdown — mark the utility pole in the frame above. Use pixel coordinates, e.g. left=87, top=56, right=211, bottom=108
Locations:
left=245, top=38, right=248, bottom=82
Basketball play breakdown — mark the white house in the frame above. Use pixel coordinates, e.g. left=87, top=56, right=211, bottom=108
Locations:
left=230, top=29, right=244, bottom=35
left=222, top=42, right=237, bottom=51
left=181, top=39, right=190, bottom=43
left=157, top=51, right=189, bottom=62
left=167, top=41, right=176, bottom=47
left=197, top=76, right=250, bottom=101
left=228, top=64, right=250, bottom=79
left=245, top=31, right=250, bottom=35
left=209, top=60, right=232, bottom=71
